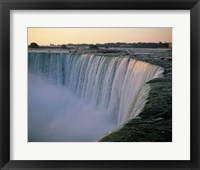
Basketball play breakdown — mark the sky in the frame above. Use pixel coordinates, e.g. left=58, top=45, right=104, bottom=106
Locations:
left=28, top=28, right=172, bottom=45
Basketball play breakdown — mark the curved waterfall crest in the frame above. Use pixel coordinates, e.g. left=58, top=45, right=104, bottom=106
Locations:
left=29, top=52, right=164, bottom=125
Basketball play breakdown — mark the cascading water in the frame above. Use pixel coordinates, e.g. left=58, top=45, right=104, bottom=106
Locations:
left=28, top=52, right=164, bottom=142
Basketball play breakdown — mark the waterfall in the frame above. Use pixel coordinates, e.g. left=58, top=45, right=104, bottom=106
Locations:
left=29, top=52, right=164, bottom=126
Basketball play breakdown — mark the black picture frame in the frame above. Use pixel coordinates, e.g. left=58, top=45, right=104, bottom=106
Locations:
left=0, top=0, right=199, bottom=169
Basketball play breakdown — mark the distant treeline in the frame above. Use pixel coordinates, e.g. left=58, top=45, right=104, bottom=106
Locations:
left=97, top=42, right=170, bottom=48
left=28, top=42, right=171, bottom=49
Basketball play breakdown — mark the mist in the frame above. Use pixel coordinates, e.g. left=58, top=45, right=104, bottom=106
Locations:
left=28, top=53, right=164, bottom=142
left=28, top=75, right=116, bottom=142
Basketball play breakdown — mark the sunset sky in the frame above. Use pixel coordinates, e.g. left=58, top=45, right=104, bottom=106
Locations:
left=28, top=28, right=172, bottom=45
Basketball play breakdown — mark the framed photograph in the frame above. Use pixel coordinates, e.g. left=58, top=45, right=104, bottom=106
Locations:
left=0, top=0, right=199, bottom=169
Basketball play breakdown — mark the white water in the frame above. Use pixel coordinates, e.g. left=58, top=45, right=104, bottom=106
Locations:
left=28, top=52, right=164, bottom=142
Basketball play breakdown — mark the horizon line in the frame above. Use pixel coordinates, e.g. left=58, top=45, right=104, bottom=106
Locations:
left=29, top=42, right=172, bottom=46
